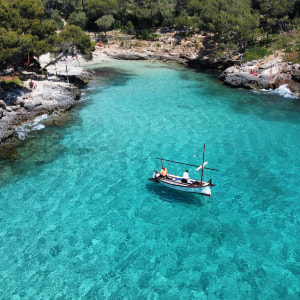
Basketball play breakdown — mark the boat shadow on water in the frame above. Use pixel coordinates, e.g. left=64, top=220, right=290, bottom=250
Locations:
left=146, top=182, right=209, bottom=207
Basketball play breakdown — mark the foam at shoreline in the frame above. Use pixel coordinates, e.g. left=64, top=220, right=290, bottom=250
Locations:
left=16, top=114, right=48, bottom=140
left=259, top=84, right=297, bottom=99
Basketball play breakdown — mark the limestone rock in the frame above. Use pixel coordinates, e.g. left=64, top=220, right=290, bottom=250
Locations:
left=220, top=55, right=300, bottom=96
left=0, top=80, right=82, bottom=144
left=0, top=100, right=6, bottom=109
left=292, top=64, right=300, bottom=82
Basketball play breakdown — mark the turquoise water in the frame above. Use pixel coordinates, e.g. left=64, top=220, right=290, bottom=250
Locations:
left=0, top=61, right=300, bottom=299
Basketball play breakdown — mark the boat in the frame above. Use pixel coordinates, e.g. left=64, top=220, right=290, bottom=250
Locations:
left=148, top=144, right=218, bottom=196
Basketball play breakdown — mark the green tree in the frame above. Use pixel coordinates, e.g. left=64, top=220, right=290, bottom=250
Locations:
left=186, top=0, right=201, bottom=14
left=95, top=15, right=115, bottom=34
left=156, top=0, right=177, bottom=27
left=0, top=28, right=34, bottom=65
left=124, top=0, right=160, bottom=30
left=199, top=0, right=259, bottom=49
left=68, top=11, right=87, bottom=29
left=174, top=11, right=194, bottom=29
left=125, top=20, right=135, bottom=33
left=56, top=25, right=93, bottom=58
left=30, top=19, right=57, bottom=39
left=0, top=0, right=57, bottom=67
left=254, top=0, right=295, bottom=33
left=0, top=0, right=16, bottom=29
left=50, top=9, right=64, bottom=30
left=85, top=0, right=118, bottom=21
left=19, top=0, right=44, bottom=19
left=43, top=0, right=83, bottom=17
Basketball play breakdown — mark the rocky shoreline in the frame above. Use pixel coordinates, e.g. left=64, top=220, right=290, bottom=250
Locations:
left=220, top=54, right=300, bottom=96
left=0, top=56, right=94, bottom=145
left=0, top=80, right=80, bottom=143
left=1, top=32, right=300, bottom=146
left=90, top=33, right=300, bottom=97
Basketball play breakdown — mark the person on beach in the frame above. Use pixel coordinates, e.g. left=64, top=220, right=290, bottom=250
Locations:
left=160, top=167, right=168, bottom=178
left=250, top=69, right=258, bottom=76
left=29, top=80, right=36, bottom=90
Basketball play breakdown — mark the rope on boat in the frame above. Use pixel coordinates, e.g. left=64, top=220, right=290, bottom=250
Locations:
left=155, top=158, right=219, bottom=171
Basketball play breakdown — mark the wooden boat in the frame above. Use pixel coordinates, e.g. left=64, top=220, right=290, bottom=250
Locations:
left=148, top=144, right=218, bottom=196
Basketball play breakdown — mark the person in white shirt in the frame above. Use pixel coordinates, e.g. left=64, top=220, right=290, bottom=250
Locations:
left=182, top=170, right=190, bottom=183
left=183, top=170, right=190, bottom=179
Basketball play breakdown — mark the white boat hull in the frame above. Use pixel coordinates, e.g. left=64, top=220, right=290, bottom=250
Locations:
left=149, top=172, right=213, bottom=196
left=159, top=179, right=212, bottom=196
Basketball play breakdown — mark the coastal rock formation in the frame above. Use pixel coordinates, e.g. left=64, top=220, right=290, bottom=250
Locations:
left=91, top=31, right=299, bottom=97
left=0, top=80, right=81, bottom=144
left=103, top=49, right=187, bottom=64
left=220, top=54, right=300, bottom=96
left=0, top=53, right=94, bottom=144
left=1, top=33, right=299, bottom=145
left=93, top=31, right=242, bottom=70
left=292, top=64, right=300, bottom=82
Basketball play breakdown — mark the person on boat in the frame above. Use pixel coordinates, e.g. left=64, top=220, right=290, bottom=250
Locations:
left=160, top=167, right=169, bottom=178
left=182, top=170, right=190, bottom=183
left=183, top=170, right=190, bottom=179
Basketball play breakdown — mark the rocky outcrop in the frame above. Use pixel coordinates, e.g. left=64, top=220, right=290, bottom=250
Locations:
left=220, top=55, right=300, bottom=97
left=93, top=43, right=300, bottom=98
left=0, top=53, right=94, bottom=145
left=94, top=31, right=242, bottom=70
left=0, top=80, right=82, bottom=144
left=101, top=47, right=223, bottom=67
left=103, top=49, right=187, bottom=64
left=292, top=64, right=300, bottom=82
left=186, top=56, right=238, bottom=70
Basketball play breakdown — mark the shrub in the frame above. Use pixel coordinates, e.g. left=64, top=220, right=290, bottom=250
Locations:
left=243, top=46, right=271, bottom=62
left=132, top=42, right=143, bottom=47
left=68, top=11, right=87, bottom=30
left=285, top=51, right=300, bottom=64
left=125, top=21, right=135, bottom=34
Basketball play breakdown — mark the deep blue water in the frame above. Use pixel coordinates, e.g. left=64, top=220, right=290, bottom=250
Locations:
left=0, top=61, right=299, bottom=299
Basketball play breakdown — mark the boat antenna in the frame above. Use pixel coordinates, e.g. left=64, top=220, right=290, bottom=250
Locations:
left=161, top=158, right=164, bottom=168
left=201, top=144, right=205, bottom=182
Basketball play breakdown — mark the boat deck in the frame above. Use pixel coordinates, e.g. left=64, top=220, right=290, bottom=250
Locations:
left=158, top=174, right=210, bottom=187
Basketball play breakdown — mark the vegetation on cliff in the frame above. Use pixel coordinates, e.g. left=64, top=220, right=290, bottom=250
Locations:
left=0, top=0, right=300, bottom=70
left=0, top=0, right=94, bottom=70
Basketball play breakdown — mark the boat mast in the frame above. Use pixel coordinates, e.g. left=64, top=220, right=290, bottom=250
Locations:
left=155, top=147, right=219, bottom=172
left=201, top=144, right=205, bottom=182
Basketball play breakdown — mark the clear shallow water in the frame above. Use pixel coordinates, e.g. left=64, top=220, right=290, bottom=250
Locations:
left=0, top=61, right=300, bottom=299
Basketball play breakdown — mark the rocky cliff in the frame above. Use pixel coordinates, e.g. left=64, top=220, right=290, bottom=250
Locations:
left=220, top=54, right=300, bottom=97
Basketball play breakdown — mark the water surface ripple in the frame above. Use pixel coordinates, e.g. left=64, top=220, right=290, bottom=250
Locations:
left=0, top=61, right=299, bottom=299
